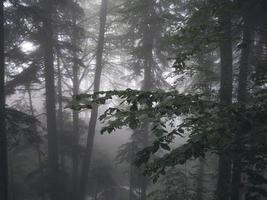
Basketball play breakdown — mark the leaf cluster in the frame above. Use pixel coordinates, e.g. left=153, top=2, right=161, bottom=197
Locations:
left=72, top=88, right=267, bottom=183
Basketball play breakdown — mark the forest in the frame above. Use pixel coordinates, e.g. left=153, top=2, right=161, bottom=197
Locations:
left=0, top=0, right=267, bottom=200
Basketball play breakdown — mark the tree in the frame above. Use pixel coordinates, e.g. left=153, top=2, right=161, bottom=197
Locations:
left=5, top=0, right=266, bottom=199
left=68, top=3, right=85, bottom=198
left=79, top=0, right=108, bottom=199
left=148, top=166, right=194, bottom=200
left=0, top=1, right=8, bottom=199
left=2, top=0, right=88, bottom=198
left=231, top=1, right=255, bottom=199
left=42, top=0, right=59, bottom=199
left=115, top=0, right=179, bottom=198
left=56, top=48, right=65, bottom=168
left=87, top=156, right=117, bottom=200
left=216, top=1, right=233, bottom=200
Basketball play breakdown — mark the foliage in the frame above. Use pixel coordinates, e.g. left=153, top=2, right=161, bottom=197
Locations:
left=6, top=108, right=41, bottom=150
left=148, top=167, right=195, bottom=200
left=87, top=158, right=117, bottom=197
left=72, top=88, right=267, bottom=184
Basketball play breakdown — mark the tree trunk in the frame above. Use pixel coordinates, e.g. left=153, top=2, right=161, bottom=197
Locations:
left=56, top=49, right=65, bottom=168
left=129, top=142, right=134, bottom=200
left=71, top=16, right=80, bottom=200
left=0, top=1, right=8, bottom=199
left=231, top=12, right=253, bottom=200
left=218, top=9, right=233, bottom=105
left=79, top=1, right=108, bottom=199
left=140, top=178, right=147, bottom=200
left=237, top=17, right=252, bottom=103
left=196, top=158, right=205, bottom=200
left=216, top=1, right=233, bottom=200
left=142, top=6, right=153, bottom=92
left=139, top=2, right=154, bottom=200
left=94, top=188, right=98, bottom=200
left=9, top=152, right=15, bottom=200
left=43, top=1, right=59, bottom=199
left=27, top=86, right=42, bottom=167
left=139, top=125, right=149, bottom=200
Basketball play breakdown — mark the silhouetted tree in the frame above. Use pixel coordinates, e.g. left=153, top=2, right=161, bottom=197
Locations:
left=79, top=1, right=108, bottom=199
left=0, top=1, right=8, bottom=200
left=42, top=0, right=59, bottom=199
left=216, top=1, right=233, bottom=200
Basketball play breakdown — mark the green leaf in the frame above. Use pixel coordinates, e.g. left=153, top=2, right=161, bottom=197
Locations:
left=160, top=143, right=171, bottom=151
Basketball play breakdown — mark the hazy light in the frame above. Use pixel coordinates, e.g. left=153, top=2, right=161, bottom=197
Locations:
left=4, top=1, right=12, bottom=7
left=20, top=41, right=38, bottom=54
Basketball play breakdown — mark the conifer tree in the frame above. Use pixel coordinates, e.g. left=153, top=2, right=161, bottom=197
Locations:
left=217, top=1, right=233, bottom=197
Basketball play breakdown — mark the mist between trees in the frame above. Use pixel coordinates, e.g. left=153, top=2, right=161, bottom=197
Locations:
left=0, top=0, right=267, bottom=200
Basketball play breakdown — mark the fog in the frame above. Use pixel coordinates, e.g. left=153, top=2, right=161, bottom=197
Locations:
left=0, top=0, right=267, bottom=200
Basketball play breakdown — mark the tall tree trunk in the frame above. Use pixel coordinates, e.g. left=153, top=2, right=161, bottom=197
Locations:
left=139, top=2, right=154, bottom=200
left=56, top=49, right=65, bottom=168
left=27, top=86, right=34, bottom=116
left=142, top=5, right=153, bottom=92
left=140, top=2, right=154, bottom=199
left=129, top=142, right=134, bottom=200
left=216, top=1, right=233, bottom=200
left=94, top=188, right=98, bottom=200
left=139, top=125, right=149, bottom=200
left=231, top=12, right=253, bottom=200
left=43, top=1, right=59, bottom=200
left=79, top=1, right=108, bottom=199
left=9, top=152, right=15, bottom=200
left=218, top=12, right=233, bottom=105
left=71, top=16, right=80, bottom=200
left=237, top=17, right=252, bottom=103
left=0, top=1, right=8, bottom=199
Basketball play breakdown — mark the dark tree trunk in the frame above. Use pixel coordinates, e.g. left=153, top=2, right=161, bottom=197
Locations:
left=237, top=17, right=252, bottom=103
left=27, top=86, right=34, bottom=116
left=43, top=1, right=59, bottom=200
left=79, top=1, right=108, bottom=199
left=140, top=2, right=154, bottom=199
left=129, top=142, right=135, bottom=200
left=71, top=16, right=80, bottom=200
left=94, top=188, right=98, bottom=200
left=0, top=1, right=8, bottom=199
left=216, top=1, right=233, bottom=200
left=140, top=178, right=147, bottom=200
left=139, top=124, right=149, bottom=200
left=56, top=49, right=65, bottom=168
left=218, top=10, right=233, bottom=105
left=196, top=158, right=205, bottom=200
left=9, top=152, right=15, bottom=200
left=231, top=12, right=253, bottom=200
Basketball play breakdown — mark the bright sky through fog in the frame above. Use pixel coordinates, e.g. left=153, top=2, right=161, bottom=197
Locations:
left=4, top=1, right=12, bottom=7
left=20, top=41, right=38, bottom=54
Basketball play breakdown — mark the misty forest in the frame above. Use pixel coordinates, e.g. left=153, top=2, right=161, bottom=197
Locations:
left=1, top=0, right=267, bottom=200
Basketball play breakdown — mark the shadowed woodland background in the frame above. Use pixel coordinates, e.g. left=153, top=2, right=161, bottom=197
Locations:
left=0, top=0, right=267, bottom=200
